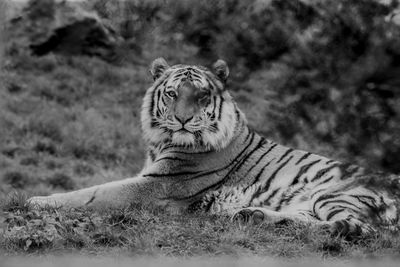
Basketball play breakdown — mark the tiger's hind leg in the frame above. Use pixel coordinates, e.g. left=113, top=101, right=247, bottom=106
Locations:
left=312, top=187, right=398, bottom=237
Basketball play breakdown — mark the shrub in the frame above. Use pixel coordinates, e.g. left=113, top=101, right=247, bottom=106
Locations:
left=20, top=157, right=39, bottom=166
left=46, top=173, right=75, bottom=190
left=3, top=171, right=30, bottom=189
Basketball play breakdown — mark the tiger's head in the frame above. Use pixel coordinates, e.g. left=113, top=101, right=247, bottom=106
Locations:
left=141, top=58, right=245, bottom=151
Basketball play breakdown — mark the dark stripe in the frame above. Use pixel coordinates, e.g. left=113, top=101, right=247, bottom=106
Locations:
left=149, top=88, right=157, bottom=118
left=310, top=163, right=340, bottom=182
left=328, top=204, right=359, bottom=215
left=316, top=175, right=334, bottom=186
left=85, top=195, right=96, bottom=206
left=296, top=152, right=312, bottom=165
left=275, top=183, right=306, bottom=211
left=312, top=193, right=339, bottom=214
left=149, top=73, right=171, bottom=118
left=318, top=199, right=361, bottom=211
left=156, top=108, right=163, bottom=118
left=175, top=69, right=186, bottom=74
left=143, top=170, right=202, bottom=178
left=290, top=159, right=322, bottom=186
left=160, top=96, right=167, bottom=106
left=277, top=148, right=294, bottom=163
left=250, top=156, right=294, bottom=203
left=191, top=73, right=203, bottom=80
left=150, top=119, right=160, bottom=128
left=262, top=156, right=294, bottom=192
left=245, top=143, right=277, bottom=176
left=203, top=72, right=220, bottom=90
left=149, top=150, right=156, bottom=161
left=218, top=97, right=224, bottom=120
left=85, top=189, right=98, bottom=206
left=205, top=78, right=216, bottom=91
left=154, top=156, right=191, bottom=163
left=325, top=159, right=335, bottom=165
left=350, top=194, right=377, bottom=203
left=234, top=106, right=241, bottom=121
left=168, top=132, right=257, bottom=201
left=235, top=138, right=268, bottom=172
left=190, top=68, right=201, bottom=74
left=211, top=96, right=217, bottom=115
left=310, top=188, right=327, bottom=199
left=326, top=208, right=346, bottom=221
left=160, top=90, right=167, bottom=106
left=173, top=74, right=184, bottom=81
left=351, top=195, right=378, bottom=212
left=251, top=160, right=273, bottom=185
left=209, top=122, right=219, bottom=133
left=156, top=89, right=162, bottom=108
left=262, top=188, right=280, bottom=206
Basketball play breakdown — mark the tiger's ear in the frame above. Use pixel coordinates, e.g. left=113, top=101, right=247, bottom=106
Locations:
left=213, top=59, right=229, bottom=83
left=150, top=58, right=170, bottom=81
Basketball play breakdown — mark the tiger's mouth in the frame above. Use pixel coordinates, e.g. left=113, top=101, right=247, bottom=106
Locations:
left=176, top=127, right=192, bottom=133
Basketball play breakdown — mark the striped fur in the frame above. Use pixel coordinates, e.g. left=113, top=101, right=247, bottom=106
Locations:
left=29, top=58, right=399, bottom=237
left=141, top=58, right=399, bottom=236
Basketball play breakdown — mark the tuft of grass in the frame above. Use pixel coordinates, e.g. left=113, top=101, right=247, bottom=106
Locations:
left=1, top=191, right=31, bottom=212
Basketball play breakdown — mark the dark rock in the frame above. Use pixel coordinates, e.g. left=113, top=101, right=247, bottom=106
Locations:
left=14, top=0, right=122, bottom=62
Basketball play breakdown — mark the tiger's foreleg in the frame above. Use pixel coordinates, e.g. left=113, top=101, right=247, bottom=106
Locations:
left=28, top=176, right=163, bottom=210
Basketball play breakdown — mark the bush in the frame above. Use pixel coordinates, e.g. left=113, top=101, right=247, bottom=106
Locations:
left=3, top=171, right=31, bottom=189
left=47, top=173, right=75, bottom=190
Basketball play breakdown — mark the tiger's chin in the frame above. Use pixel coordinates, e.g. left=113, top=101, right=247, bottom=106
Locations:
left=169, top=131, right=221, bottom=152
left=171, top=131, right=196, bottom=147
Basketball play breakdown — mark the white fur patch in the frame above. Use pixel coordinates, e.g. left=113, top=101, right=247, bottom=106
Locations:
left=171, top=131, right=196, bottom=146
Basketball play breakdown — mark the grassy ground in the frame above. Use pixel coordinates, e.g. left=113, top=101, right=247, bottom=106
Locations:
left=1, top=0, right=400, bottom=261
left=2, top=193, right=400, bottom=258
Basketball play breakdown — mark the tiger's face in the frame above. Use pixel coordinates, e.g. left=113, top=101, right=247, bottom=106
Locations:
left=141, top=58, right=242, bottom=151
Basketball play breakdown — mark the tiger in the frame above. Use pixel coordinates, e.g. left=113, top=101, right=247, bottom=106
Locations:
left=29, top=58, right=400, bottom=237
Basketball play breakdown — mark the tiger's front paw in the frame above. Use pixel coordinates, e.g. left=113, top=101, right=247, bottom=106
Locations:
left=28, top=196, right=63, bottom=209
left=232, top=208, right=265, bottom=226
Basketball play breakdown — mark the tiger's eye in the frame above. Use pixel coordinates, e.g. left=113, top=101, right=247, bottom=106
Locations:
left=165, top=90, right=177, bottom=99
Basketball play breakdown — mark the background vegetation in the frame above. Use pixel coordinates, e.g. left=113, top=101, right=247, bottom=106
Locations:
left=0, top=0, right=400, bottom=258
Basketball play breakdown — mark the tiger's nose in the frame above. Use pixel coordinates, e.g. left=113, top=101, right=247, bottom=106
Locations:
left=175, top=115, right=193, bottom=126
left=175, top=115, right=193, bottom=125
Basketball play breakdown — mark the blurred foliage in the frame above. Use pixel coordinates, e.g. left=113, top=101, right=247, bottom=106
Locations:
left=1, top=0, right=399, bottom=194
left=87, top=0, right=400, bottom=173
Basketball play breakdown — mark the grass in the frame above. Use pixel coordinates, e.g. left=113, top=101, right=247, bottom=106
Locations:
left=2, top=193, right=400, bottom=259
left=1, top=0, right=400, bottom=261
left=4, top=257, right=400, bottom=267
